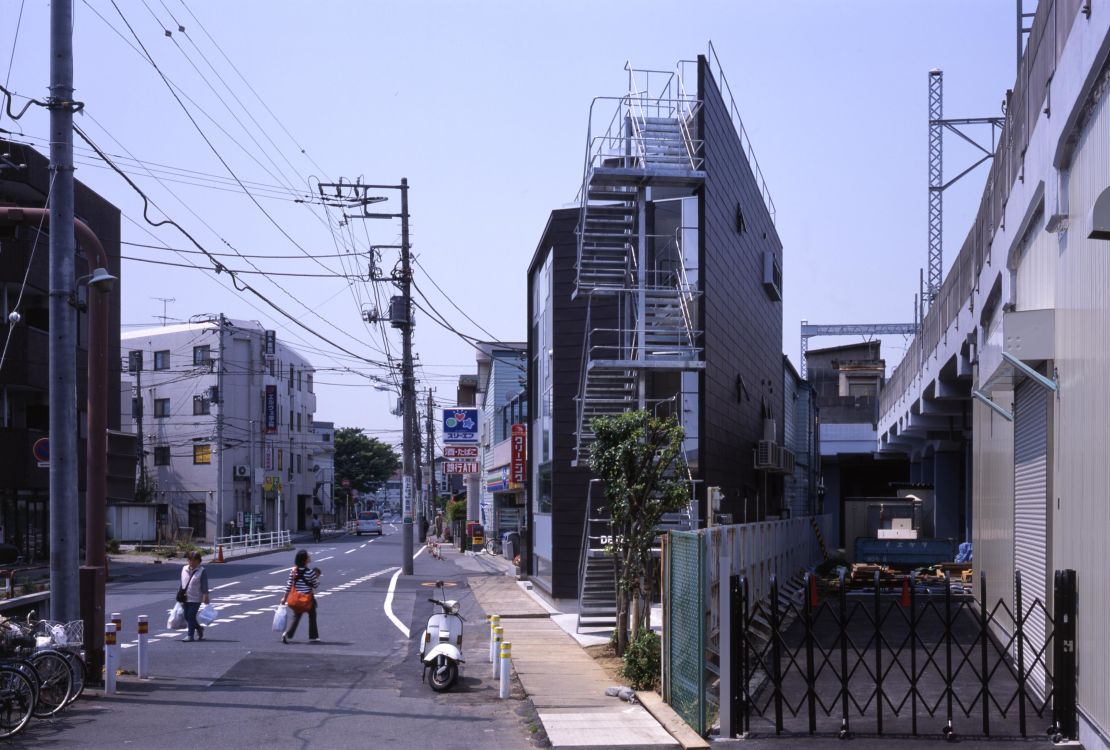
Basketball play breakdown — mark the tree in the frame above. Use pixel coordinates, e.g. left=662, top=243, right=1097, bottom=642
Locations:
left=589, top=410, right=689, bottom=655
left=333, top=428, right=400, bottom=495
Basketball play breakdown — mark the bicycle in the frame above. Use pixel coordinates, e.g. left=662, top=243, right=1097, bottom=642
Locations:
left=1, top=619, right=74, bottom=718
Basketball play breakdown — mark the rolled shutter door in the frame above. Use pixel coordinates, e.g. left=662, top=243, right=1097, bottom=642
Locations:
left=1013, top=376, right=1048, bottom=697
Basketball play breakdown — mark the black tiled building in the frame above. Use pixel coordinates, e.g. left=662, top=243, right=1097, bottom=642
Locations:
left=0, top=139, right=131, bottom=561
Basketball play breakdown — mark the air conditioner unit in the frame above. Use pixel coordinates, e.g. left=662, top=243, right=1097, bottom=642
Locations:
left=233, top=465, right=250, bottom=480
left=754, top=440, right=777, bottom=469
left=779, top=448, right=796, bottom=475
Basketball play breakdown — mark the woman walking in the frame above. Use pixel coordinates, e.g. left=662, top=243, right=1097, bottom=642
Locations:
left=180, top=550, right=210, bottom=642
left=282, top=549, right=321, bottom=643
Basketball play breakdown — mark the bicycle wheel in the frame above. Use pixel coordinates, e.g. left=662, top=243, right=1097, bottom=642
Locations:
left=29, top=650, right=72, bottom=717
left=0, top=665, right=36, bottom=739
left=60, top=650, right=85, bottom=706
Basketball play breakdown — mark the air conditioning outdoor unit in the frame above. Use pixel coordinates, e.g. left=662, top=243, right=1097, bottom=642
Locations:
left=779, top=448, right=796, bottom=475
left=754, top=440, right=777, bottom=469
left=233, top=465, right=250, bottom=480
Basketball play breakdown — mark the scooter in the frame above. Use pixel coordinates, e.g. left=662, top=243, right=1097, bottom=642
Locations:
left=419, top=580, right=465, bottom=692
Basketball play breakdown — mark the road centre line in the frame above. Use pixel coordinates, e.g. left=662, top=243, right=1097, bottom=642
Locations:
left=210, top=581, right=239, bottom=590
left=345, top=548, right=356, bottom=554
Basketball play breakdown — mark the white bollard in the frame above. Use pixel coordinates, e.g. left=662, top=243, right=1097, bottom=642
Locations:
left=499, top=641, right=511, bottom=699
left=492, top=626, right=503, bottom=679
left=104, top=623, right=117, bottom=695
left=488, top=614, right=500, bottom=663
left=111, top=611, right=122, bottom=636
left=137, top=615, right=149, bottom=679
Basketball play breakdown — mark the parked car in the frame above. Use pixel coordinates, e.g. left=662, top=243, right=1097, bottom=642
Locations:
left=356, top=511, right=383, bottom=536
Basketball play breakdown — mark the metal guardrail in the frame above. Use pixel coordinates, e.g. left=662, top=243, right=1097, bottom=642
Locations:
left=214, top=530, right=292, bottom=555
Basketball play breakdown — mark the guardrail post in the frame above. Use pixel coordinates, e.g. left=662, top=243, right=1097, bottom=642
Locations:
left=489, top=614, right=500, bottom=663
left=769, top=574, right=783, bottom=734
left=873, top=571, right=884, bottom=736
left=1052, top=569, right=1077, bottom=741
left=493, top=626, right=503, bottom=679
left=137, top=615, right=149, bottom=679
left=500, top=641, right=511, bottom=699
left=979, top=572, right=990, bottom=736
left=838, top=569, right=850, bottom=739
left=104, top=622, right=117, bottom=695
left=804, top=572, right=817, bottom=735
left=1015, top=569, right=1027, bottom=737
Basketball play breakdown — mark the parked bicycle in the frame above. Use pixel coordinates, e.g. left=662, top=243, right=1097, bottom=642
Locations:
left=0, top=614, right=86, bottom=739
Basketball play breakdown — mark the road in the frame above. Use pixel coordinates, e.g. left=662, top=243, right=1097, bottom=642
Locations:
left=23, top=526, right=538, bottom=749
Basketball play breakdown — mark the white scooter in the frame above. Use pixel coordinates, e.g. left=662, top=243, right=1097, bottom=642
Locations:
left=419, top=580, right=465, bottom=691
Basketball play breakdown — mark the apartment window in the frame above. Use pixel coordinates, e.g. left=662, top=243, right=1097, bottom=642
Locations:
left=193, top=443, right=212, bottom=464
left=193, top=395, right=210, bottom=415
left=307, top=373, right=313, bottom=392
left=296, top=454, right=302, bottom=474
left=193, top=345, right=211, bottom=365
left=297, top=370, right=302, bottom=391
left=154, top=446, right=171, bottom=465
left=289, top=409, right=294, bottom=431
left=296, top=412, right=302, bottom=432
left=154, top=350, right=170, bottom=370
left=154, top=398, right=170, bottom=418
left=323, top=431, right=330, bottom=442
left=288, top=365, right=294, bottom=392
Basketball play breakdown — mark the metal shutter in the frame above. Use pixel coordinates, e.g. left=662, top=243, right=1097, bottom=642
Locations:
left=1013, top=377, right=1048, bottom=696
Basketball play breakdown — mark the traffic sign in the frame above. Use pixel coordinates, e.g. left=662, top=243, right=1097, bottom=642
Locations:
left=444, top=445, right=478, bottom=459
left=32, top=437, right=49, bottom=468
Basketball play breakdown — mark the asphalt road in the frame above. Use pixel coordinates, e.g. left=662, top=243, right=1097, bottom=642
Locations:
left=22, top=526, right=539, bottom=749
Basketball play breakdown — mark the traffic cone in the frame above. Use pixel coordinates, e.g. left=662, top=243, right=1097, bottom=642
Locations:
left=217, top=544, right=225, bottom=564
left=901, top=576, right=911, bottom=608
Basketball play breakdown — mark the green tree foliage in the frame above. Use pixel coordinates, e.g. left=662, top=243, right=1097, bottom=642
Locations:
left=589, top=410, right=689, bottom=655
left=334, top=427, right=400, bottom=494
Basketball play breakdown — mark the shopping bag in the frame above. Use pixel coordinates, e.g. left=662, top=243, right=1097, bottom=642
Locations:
left=286, top=587, right=313, bottom=615
left=197, top=603, right=217, bottom=626
left=272, top=604, right=289, bottom=633
left=167, top=602, right=186, bottom=630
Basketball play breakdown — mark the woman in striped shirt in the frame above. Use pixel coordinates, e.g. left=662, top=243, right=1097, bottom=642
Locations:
left=281, top=548, right=321, bottom=643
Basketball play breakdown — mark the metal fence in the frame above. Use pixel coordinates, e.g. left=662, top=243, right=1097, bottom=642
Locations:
left=665, top=530, right=706, bottom=734
left=215, top=530, right=291, bottom=555
left=725, top=569, right=1078, bottom=741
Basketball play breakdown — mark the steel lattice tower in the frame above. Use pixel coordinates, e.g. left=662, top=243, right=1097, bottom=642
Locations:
left=927, top=69, right=943, bottom=305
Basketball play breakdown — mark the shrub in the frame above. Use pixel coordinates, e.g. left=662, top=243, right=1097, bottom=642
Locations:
left=445, top=498, right=467, bottom=522
left=618, top=630, right=661, bottom=691
left=106, top=538, right=122, bottom=554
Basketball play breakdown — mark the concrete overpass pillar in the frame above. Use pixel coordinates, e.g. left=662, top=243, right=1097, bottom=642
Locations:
left=933, top=450, right=962, bottom=541
left=909, top=458, right=923, bottom=484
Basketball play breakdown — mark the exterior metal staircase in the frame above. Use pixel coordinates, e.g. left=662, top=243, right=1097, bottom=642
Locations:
left=577, top=482, right=617, bottom=632
left=571, top=64, right=708, bottom=467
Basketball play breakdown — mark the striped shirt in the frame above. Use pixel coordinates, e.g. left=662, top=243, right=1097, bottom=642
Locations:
left=287, top=566, right=319, bottom=593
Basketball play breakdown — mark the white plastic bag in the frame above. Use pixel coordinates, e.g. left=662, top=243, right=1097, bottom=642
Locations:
left=271, top=604, right=289, bottom=633
left=197, top=603, right=217, bottom=626
left=167, top=602, right=186, bottom=630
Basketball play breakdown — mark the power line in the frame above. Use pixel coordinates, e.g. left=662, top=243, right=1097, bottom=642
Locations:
left=121, top=254, right=367, bottom=279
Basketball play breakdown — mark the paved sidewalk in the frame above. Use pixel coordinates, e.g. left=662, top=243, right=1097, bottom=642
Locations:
left=469, top=573, right=679, bottom=749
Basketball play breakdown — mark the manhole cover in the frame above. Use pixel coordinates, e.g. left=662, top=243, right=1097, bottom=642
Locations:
left=420, top=581, right=457, bottom=587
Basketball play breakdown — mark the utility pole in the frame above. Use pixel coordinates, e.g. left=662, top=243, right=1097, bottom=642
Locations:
left=214, top=315, right=225, bottom=539
left=317, top=177, right=416, bottom=573
left=130, top=351, right=146, bottom=492
left=48, top=0, right=79, bottom=622
left=426, top=389, right=436, bottom=522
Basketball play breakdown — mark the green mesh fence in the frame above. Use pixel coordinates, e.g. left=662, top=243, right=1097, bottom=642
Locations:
left=668, top=530, right=706, bottom=735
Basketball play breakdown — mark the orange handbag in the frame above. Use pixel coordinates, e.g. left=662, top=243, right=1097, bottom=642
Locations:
left=285, top=568, right=313, bottom=614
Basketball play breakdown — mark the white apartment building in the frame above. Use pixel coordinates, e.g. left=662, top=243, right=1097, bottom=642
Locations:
left=121, top=317, right=321, bottom=540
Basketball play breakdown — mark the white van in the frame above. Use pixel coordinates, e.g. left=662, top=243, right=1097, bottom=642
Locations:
left=356, top=510, right=383, bottom=536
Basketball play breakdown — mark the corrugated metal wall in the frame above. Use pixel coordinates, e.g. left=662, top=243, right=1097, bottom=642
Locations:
left=1054, top=67, right=1110, bottom=737
left=1014, top=209, right=1056, bottom=309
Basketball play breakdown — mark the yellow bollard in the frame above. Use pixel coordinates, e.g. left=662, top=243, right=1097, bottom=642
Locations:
left=499, top=641, right=512, bottom=699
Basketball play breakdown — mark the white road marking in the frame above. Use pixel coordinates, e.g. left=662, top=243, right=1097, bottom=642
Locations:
left=360, top=544, right=367, bottom=549
left=345, top=548, right=357, bottom=554
left=269, top=567, right=293, bottom=575
left=385, top=568, right=409, bottom=638
left=211, top=581, right=239, bottom=590
left=316, top=556, right=334, bottom=562
left=230, top=615, right=249, bottom=619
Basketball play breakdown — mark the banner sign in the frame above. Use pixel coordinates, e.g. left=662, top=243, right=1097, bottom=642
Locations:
left=402, top=475, right=413, bottom=521
left=487, top=467, right=509, bottom=493
left=264, top=330, right=276, bottom=356
left=264, top=385, right=278, bottom=433
left=263, top=441, right=273, bottom=471
left=442, top=408, right=479, bottom=444
left=444, top=445, right=478, bottom=459
left=445, top=461, right=480, bottom=475
left=511, top=423, right=527, bottom=485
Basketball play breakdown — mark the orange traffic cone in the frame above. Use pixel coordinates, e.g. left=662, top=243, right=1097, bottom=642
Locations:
left=217, top=544, right=225, bottom=564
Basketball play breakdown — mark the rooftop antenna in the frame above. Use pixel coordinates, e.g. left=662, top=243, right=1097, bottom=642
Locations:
left=151, top=296, right=175, bottom=326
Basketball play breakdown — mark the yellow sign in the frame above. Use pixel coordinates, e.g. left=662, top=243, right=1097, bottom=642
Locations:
left=263, top=476, right=283, bottom=492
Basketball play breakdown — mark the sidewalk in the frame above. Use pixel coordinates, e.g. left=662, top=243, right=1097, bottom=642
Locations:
left=466, top=553, right=683, bottom=749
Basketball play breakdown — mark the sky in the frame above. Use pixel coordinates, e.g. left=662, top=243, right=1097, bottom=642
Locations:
left=0, top=1, right=1018, bottom=448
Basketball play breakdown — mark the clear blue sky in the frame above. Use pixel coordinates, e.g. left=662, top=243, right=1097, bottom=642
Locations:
left=1, top=1, right=1016, bottom=445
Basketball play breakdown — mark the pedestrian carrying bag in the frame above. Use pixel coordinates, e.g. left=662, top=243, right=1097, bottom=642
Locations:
left=197, top=603, right=217, bottom=626
left=285, top=567, right=313, bottom=614
left=177, top=567, right=199, bottom=603
left=272, top=604, right=289, bottom=633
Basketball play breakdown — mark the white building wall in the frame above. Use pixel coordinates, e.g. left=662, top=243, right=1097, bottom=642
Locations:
left=121, top=319, right=318, bottom=540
